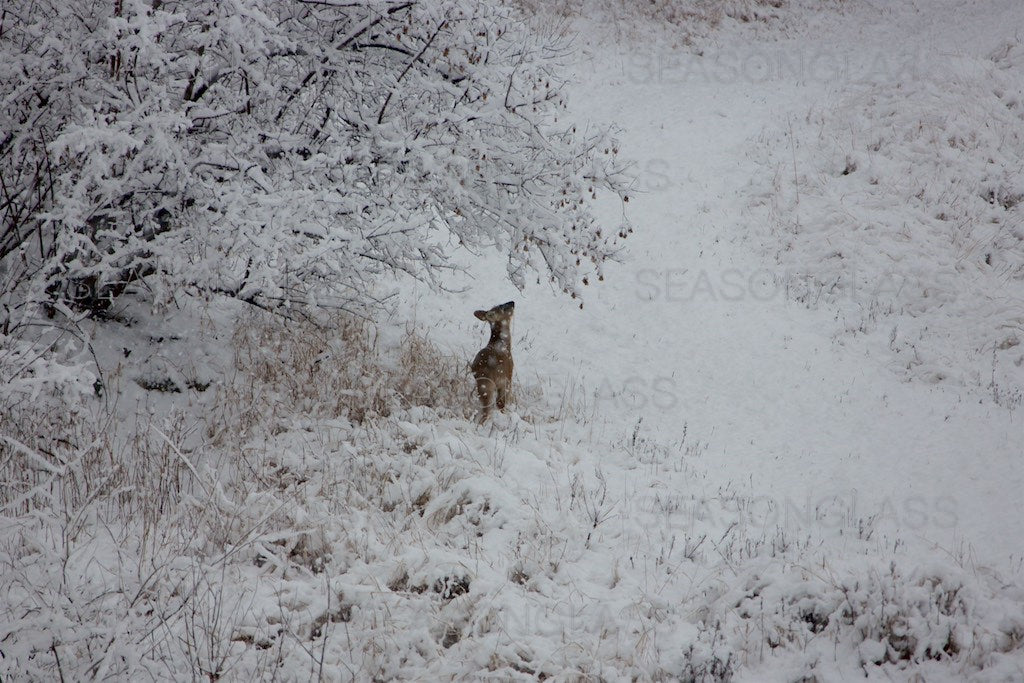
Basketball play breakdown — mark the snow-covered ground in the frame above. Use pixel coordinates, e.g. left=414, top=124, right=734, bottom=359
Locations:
left=3, top=0, right=1024, bottom=680
left=566, top=0, right=1024, bottom=574
left=444, top=0, right=1024, bottom=574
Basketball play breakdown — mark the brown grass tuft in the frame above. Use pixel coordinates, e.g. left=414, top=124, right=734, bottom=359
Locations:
left=216, top=310, right=471, bottom=437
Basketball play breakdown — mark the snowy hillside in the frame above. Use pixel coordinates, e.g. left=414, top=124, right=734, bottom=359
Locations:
left=3, top=0, right=1024, bottom=680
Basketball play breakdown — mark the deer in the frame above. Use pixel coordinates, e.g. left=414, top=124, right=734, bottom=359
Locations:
left=470, top=301, right=515, bottom=423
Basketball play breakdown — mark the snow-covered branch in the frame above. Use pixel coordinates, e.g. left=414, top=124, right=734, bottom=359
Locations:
left=1, top=0, right=630, bottom=323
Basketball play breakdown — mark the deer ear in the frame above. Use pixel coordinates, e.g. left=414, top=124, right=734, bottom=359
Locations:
left=474, top=310, right=487, bottom=320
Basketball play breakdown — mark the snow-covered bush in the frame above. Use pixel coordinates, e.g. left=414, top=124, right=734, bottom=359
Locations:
left=714, top=558, right=1024, bottom=679
left=0, top=304, right=100, bottom=516
left=0, top=0, right=629, bottom=323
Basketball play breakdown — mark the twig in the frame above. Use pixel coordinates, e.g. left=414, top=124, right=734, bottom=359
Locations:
left=377, top=19, right=448, bottom=124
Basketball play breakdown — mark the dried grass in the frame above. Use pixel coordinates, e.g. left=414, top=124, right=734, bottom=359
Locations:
left=215, top=310, right=472, bottom=438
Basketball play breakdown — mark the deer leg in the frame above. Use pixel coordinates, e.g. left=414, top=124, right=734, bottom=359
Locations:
left=476, top=378, right=494, bottom=422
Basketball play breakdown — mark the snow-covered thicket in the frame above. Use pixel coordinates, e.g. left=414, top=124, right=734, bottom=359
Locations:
left=1, top=0, right=628, bottom=322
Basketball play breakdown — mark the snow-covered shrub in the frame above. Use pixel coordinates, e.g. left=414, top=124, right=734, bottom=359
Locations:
left=0, top=309, right=100, bottom=515
left=714, top=558, right=1024, bottom=679
left=0, top=0, right=629, bottom=323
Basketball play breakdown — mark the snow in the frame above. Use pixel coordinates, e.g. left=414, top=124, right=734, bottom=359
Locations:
left=3, top=0, right=1024, bottom=680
